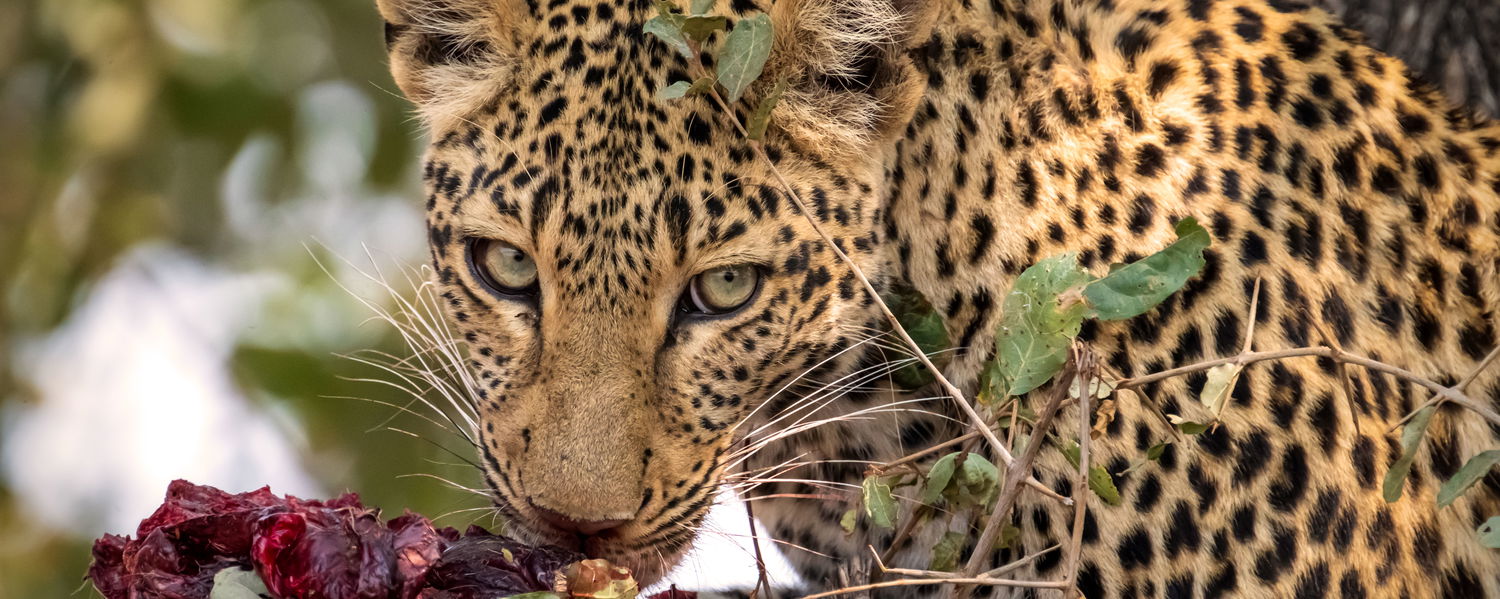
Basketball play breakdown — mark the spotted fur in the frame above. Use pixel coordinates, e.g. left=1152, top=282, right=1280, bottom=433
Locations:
left=379, top=0, right=1500, bottom=595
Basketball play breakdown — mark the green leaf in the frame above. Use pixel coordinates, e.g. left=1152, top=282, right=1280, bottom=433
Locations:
left=1117, top=458, right=1149, bottom=476
left=659, top=77, right=716, bottom=100
left=1118, top=440, right=1171, bottom=476
left=882, top=284, right=950, bottom=389
left=682, top=15, right=728, bottom=42
left=955, top=453, right=1000, bottom=506
left=993, top=404, right=1038, bottom=429
left=688, top=76, right=717, bottom=95
left=1198, top=363, right=1243, bottom=416
left=840, top=508, right=858, bottom=534
left=977, top=361, right=1002, bottom=404
left=1083, top=217, right=1211, bottom=320
left=210, top=568, right=271, bottom=599
left=1010, top=433, right=1031, bottom=458
left=991, top=523, right=1022, bottom=551
left=1061, top=441, right=1081, bottom=467
left=1438, top=450, right=1500, bottom=507
left=658, top=80, right=694, bottom=99
left=923, top=453, right=958, bottom=504
left=1088, top=464, right=1122, bottom=506
left=929, top=531, right=966, bottom=572
left=717, top=13, right=773, bottom=102
left=994, top=253, right=1092, bottom=395
left=862, top=475, right=898, bottom=528
left=1069, top=374, right=1117, bottom=400
left=923, top=452, right=998, bottom=508
left=644, top=4, right=693, bottom=59
left=1384, top=406, right=1437, bottom=503
left=691, top=0, right=716, bottom=14
left=1060, top=441, right=1118, bottom=505
left=1167, top=414, right=1210, bottom=435
left=1479, top=517, right=1500, bottom=548
left=746, top=76, right=786, bottom=140
left=655, top=0, right=686, bottom=24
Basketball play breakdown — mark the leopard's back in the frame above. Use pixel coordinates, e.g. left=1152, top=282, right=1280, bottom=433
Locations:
left=878, top=1, right=1500, bottom=596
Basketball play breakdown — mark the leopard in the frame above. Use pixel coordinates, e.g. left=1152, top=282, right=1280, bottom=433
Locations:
left=373, top=0, right=1500, bottom=596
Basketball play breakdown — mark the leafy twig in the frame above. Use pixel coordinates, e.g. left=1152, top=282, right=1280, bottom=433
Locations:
left=950, top=363, right=1075, bottom=597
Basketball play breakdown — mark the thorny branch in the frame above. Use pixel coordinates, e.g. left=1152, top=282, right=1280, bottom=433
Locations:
left=744, top=490, right=773, bottom=599
left=1061, top=349, right=1096, bottom=597
left=867, top=543, right=1060, bottom=581
left=949, top=362, right=1076, bottom=599
left=797, top=576, right=1068, bottom=599
left=1119, top=345, right=1500, bottom=430
left=871, top=431, right=984, bottom=475
left=1389, top=344, right=1500, bottom=431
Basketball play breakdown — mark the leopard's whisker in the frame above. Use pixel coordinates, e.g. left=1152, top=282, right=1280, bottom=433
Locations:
left=727, top=401, right=948, bottom=472
left=316, top=249, right=485, bottom=442
left=732, top=332, right=890, bottom=433
left=728, top=358, right=931, bottom=462
left=395, top=472, right=492, bottom=498
left=733, top=351, right=919, bottom=443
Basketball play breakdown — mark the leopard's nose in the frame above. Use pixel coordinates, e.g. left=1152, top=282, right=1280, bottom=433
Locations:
left=529, top=502, right=630, bottom=536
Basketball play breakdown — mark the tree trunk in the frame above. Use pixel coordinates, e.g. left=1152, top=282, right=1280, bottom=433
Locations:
left=1315, top=0, right=1500, bottom=117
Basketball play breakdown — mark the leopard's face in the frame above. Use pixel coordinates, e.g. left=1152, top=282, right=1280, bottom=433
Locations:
left=379, top=0, right=928, bottom=582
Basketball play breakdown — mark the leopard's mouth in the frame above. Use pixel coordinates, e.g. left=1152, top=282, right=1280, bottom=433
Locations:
left=584, top=537, right=687, bottom=588
left=499, top=503, right=703, bottom=587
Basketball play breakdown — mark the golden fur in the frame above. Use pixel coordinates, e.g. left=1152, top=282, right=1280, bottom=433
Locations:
left=380, top=0, right=1500, bottom=595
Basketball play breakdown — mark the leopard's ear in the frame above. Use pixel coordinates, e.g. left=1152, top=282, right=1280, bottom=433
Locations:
left=377, top=0, right=529, bottom=128
left=758, top=0, right=934, bottom=158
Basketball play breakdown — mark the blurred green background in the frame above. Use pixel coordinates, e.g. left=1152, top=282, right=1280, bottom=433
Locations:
left=0, top=1, right=488, bottom=596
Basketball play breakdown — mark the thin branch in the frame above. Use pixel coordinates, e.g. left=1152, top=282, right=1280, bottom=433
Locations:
left=867, top=545, right=967, bottom=580
left=877, top=504, right=929, bottom=568
left=1118, top=346, right=1500, bottom=429
left=866, top=543, right=1061, bottom=582
left=1389, top=344, right=1500, bottom=431
left=983, top=543, right=1062, bottom=579
left=1239, top=277, right=1261, bottom=356
left=1310, top=317, right=1363, bottom=438
left=873, top=431, right=983, bottom=474
left=952, top=364, right=1075, bottom=595
left=1061, top=347, right=1095, bottom=596
left=744, top=499, right=773, bottom=599
left=797, top=576, right=1068, bottom=599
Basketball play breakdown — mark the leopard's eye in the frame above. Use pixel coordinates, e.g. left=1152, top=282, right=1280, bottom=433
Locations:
left=685, top=265, right=760, bottom=315
left=470, top=239, right=538, bottom=295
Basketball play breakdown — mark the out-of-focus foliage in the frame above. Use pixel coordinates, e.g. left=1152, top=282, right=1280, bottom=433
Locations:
left=0, top=1, right=491, bottom=597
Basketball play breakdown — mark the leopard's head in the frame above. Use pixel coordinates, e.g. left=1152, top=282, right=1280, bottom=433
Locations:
left=378, top=0, right=930, bottom=582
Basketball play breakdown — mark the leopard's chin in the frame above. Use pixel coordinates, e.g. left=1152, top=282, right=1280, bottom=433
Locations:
left=584, top=538, right=688, bottom=589
left=504, top=518, right=692, bottom=588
